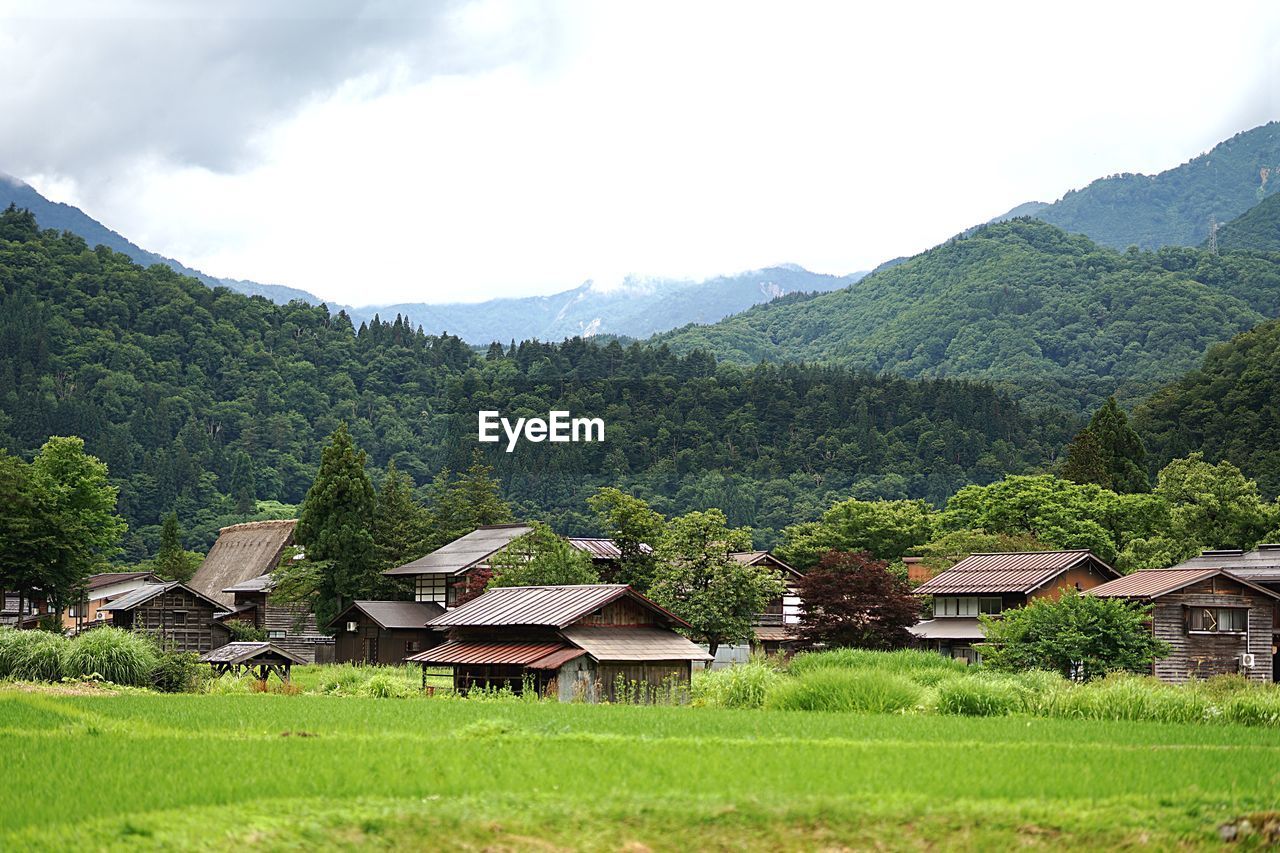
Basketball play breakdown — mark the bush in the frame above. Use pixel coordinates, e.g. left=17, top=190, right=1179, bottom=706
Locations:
left=0, top=629, right=70, bottom=681
left=358, top=671, right=418, bottom=699
left=692, top=660, right=782, bottom=709
left=149, top=649, right=203, bottom=693
left=766, top=669, right=922, bottom=714
left=788, top=647, right=968, bottom=677
left=224, top=621, right=267, bottom=642
left=1222, top=689, right=1280, bottom=727
left=935, top=677, right=1023, bottom=716
left=63, top=628, right=159, bottom=686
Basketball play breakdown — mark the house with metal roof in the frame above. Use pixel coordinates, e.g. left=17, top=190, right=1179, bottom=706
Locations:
left=99, top=581, right=232, bottom=654
left=1089, top=567, right=1278, bottom=683
left=384, top=523, right=534, bottom=607
left=407, top=583, right=712, bottom=702
left=51, top=571, right=160, bottom=633
left=909, top=550, right=1120, bottom=664
left=327, top=600, right=445, bottom=665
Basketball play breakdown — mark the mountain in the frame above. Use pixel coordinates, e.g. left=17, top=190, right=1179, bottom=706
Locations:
left=0, top=173, right=325, bottom=306
left=1213, top=191, right=1280, bottom=253
left=0, top=205, right=1069, bottom=557
left=351, top=266, right=863, bottom=344
left=1134, top=317, right=1280, bottom=498
left=656, top=218, right=1280, bottom=412
left=1030, top=121, right=1280, bottom=250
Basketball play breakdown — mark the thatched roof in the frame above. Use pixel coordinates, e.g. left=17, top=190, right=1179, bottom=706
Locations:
left=190, top=519, right=297, bottom=607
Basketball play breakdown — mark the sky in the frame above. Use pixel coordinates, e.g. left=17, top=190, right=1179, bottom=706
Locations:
left=2, top=0, right=1279, bottom=306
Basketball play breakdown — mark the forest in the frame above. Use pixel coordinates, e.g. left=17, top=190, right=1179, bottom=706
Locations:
left=0, top=206, right=1071, bottom=558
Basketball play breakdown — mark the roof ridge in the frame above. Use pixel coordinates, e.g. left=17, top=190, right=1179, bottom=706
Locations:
left=216, top=519, right=298, bottom=533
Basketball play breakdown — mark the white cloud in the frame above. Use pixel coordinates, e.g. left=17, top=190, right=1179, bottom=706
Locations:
left=6, top=0, right=1280, bottom=304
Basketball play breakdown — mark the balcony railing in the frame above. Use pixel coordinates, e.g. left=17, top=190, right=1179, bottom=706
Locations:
left=753, top=613, right=785, bottom=626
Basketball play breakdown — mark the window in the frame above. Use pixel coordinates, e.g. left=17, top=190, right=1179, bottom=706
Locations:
left=172, top=611, right=187, bottom=626
left=935, top=597, right=979, bottom=617
left=1188, top=607, right=1248, bottom=633
left=405, top=640, right=421, bottom=654
left=268, top=630, right=286, bottom=639
left=67, top=604, right=78, bottom=618
left=978, top=597, right=1003, bottom=615
left=415, top=575, right=448, bottom=604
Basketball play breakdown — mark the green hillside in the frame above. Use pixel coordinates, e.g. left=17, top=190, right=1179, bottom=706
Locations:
left=1214, top=191, right=1280, bottom=252
left=657, top=218, right=1280, bottom=411
left=1034, top=121, right=1280, bottom=250
left=1134, top=318, right=1280, bottom=497
left=0, top=206, right=1070, bottom=559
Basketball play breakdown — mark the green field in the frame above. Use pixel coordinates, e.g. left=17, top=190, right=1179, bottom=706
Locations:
left=3, top=686, right=1279, bottom=850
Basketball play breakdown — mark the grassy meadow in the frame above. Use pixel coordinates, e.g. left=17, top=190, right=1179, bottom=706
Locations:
left=4, top=677, right=1280, bottom=850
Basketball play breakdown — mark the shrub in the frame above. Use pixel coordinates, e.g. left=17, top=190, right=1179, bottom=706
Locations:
left=935, top=677, right=1023, bottom=716
left=1222, top=689, right=1280, bottom=727
left=766, top=669, right=922, bottom=714
left=0, top=629, right=70, bottom=681
left=64, top=628, right=159, bottom=686
left=692, top=660, right=782, bottom=709
left=224, top=621, right=267, bottom=642
left=149, top=649, right=203, bottom=693
left=358, top=671, right=418, bottom=699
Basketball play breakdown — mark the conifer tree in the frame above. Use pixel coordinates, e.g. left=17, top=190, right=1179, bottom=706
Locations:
left=372, top=459, right=431, bottom=571
left=153, top=511, right=199, bottom=582
left=229, top=450, right=257, bottom=515
left=1061, top=397, right=1149, bottom=493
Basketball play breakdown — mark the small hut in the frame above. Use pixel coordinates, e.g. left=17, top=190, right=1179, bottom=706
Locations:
left=200, top=642, right=306, bottom=682
left=98, top=581, right=231, bottom=654
left=328, top=600, right=444, bottom=664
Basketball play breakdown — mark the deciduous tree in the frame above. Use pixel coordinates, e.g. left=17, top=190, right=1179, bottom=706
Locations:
left=793, top=551, right=920, bottom=650
left=488, top=523, right=599, bottom=588
left=587, top=487, right=664, bottom=590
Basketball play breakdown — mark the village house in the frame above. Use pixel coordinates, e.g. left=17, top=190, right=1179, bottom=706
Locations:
left=328, top=600, right=444, bottom=664
left=62, top=571, right=159, bottom=633
left=406, top=583, right=712, bottom=701
left=1, top=590, right=50, bottom=629
left=98, top=581, right=231, bottom=654
left=566, top=537, right=653, bottom=582
left=190, top=519, right=333, bottom=663
left=384, top=523, right=534, bottom=607
left=1089, top=567, right=1279, bottom=683
left=909, top=550, right=1120, bottom=663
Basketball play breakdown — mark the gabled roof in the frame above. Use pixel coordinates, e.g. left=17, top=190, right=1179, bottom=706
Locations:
left=84, top=571, right=159, bottom=592
left=328, top=599, right=445, bottom=631
left=98, top=581, right=230, bottom=613
left=199, top=641, right=307, bottom=666
left=190, top=519, right=297, bottom=606
left=559, top=626, right=713, bottom=661
left=222, top=574, right=275, bottom=594
left=428, top=583, right=690, bottom=629
left=1169, top=545, right=1280, bottom=583
left=1089, top=568, right=1280, bottom=601
left=567, top=537, right=655, bottom=560
left=383, top=524, right=534, bottom=576
left=913, top=550, right=1118, bottom=596
left=729, top=551, right=804, bottom=579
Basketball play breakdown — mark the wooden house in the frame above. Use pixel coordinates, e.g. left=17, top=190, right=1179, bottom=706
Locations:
left=190, top=519, right=333, bottom=663
left=328, top=600, right=445, bottom=664
left=1088, top=568, right=1278, bottom=683
left=384, top=524, right=534, bottom=608
left=62, top=571, right=159, bottom=633
left=407, top=583, right=712, bottom=702
left=909, top=550, right=1120, bottom=664
left=734, top=552, right=805, bottom=656
left=98, top=581, right=231, bottom=653
left=566, top=537, right=653, bottom=583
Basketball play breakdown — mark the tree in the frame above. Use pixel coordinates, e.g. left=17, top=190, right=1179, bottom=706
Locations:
left=776, top=498, right=936, bottom=568
left=0, top=450, right=57, bottom=622
left=422, top=454, right=514, bottom=551
left=1059, top=427, right=1108, bottom=489
left=906, top=528, right=1052, bottom=579
left=29, top=437, right=127, bottom=616
left=1153, top=453, right=1279, bottom=552
left=152, top=511, right=200, bottom=582
left=294, top=423, right=380, bottom=627
left=979, top=591, right=1170, bottom=681
left=648, top=509, right=783, bottom=656
left=371, top=460, right=431, bottom=571
left=587, top=487, right=664, bottom=590
left=793, top=551, right=920, bottom=650
left=488, top=523, right=599, bottom=588
left=229, top=451, right=257, bottom=515
left=1087, top=397, right=1149, bottom=493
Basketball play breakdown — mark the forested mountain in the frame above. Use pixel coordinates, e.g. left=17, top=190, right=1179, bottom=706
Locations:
left=1031, top=121, right=1280, bottom=250
left=0, top=173, right=323, bottom=305
left=1213, top=191, right=1280, bottom=253
left=657, top=219, right=1280, bottom=411
left=0, top=206, right=1070, bottom=559
left=1134, top=318, right=1280, bottom=498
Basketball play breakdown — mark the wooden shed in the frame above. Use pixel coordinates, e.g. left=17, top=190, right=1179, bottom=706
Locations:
left=1089, top=568, right=1278, bottom=683
left=98, top=581, right=231, bottom=654
left=328, top=600, right=444, bottom=665
left=407, top=583, right=712, bottom=702
left=200, top=641, right=306, bottom=682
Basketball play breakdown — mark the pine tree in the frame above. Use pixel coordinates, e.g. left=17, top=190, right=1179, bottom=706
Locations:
left=295, top=423, right=379, bottom=626
left=372, top=459, right=431, bottom=571
left=153, top=511, right=198, bottom=582
left=453, top=452, right=513, bottom=529
left=1062, top=397, right=1149, bottom=493
left=229, top=450, right=257, bottom=515
left=1059, top=428, right=1109, bottom=489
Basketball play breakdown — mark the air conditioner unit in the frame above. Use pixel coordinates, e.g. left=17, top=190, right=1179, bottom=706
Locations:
left=346, top=621, right=358, bottom=633
left=1239, top=652, right=1257, bottom=670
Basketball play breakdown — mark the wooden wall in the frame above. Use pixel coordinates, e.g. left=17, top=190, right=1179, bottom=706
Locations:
left=118, top=589, right=229, bottom=654
left=578, top=596, right=658, bottom=627
left=333, top=614, right=438, bottom=665
left=1149, top=578, right=1274, bottom=684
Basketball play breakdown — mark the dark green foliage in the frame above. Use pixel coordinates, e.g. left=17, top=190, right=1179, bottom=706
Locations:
left=1061, top=398, right=1148, bottom=493
left=658, top=219, right=1280, bottom=411
left=980, top=592, right=1170, bottom=681
left=229, top=451, right=256, bottom=515
left=487, top=522, right=599, bottom=588
left=149, top=647, right=202, bottom=693
left=0, top=207, right=1069, bottom=550
left=1135, top=319, right=1280, bottom=498
left=371, top=460, right=431, bottom=571
left=151, top=512, right=199, bottom=582
left=1036, top=121, right=1280, bottom=250
left=1213, top=191, right=1280, bottom=253
left=224, top=621, right=267, bottom=642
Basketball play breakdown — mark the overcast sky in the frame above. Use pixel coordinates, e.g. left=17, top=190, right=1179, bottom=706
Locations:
left=2, top=1, right=1279, bottom=306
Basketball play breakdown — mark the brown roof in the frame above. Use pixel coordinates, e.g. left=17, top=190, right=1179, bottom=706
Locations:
left=190, top=519, right=297, bottom=607
left=1169, top=545, right=1280, bottom=583
left=526, top=647, right=589, bottom=670
left=405, top=640, right=564, bottom=665
left=384, top=524, right=534, bottom=576
left=567, top=538, right=654, bottom=560
left=1088, top=568, right=1280, bottom=601
left=730, top=551, right=804, bottom=579
left=98, top=581, right=230, bottom=613
left=427, top=583, right=689, bottom=629
left=84, top=572, right=159, bottom=592
left=559, top=626, right=713, bottom=661
left=328, top=600, right=444, bottom=631
left=199, top=641, right=307, bottom=665
left=914, top=550, right=1117, bottom=596
left=752, top=626, right=795, bottom=642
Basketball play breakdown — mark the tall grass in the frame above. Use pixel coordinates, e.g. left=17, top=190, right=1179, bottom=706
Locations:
left=934, top=676, right=1024, bottom=716
left=62, top=628, right=159, bottom=686
left=692, top=660, right=782, bottom=709
left=767, top=669, right=923, bottom=713
left=1039, top=673, right=1215, bottom=724
left=788, top=647, right=969, bottom=678
left=0, top=629, right=69, bottom=681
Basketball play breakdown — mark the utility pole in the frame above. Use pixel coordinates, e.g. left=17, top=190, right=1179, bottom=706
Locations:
left=1208, top=217, right=1219, bottom=255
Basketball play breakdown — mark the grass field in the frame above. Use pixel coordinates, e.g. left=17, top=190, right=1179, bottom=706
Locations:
left=3, top=685, right=1279, bottom=850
